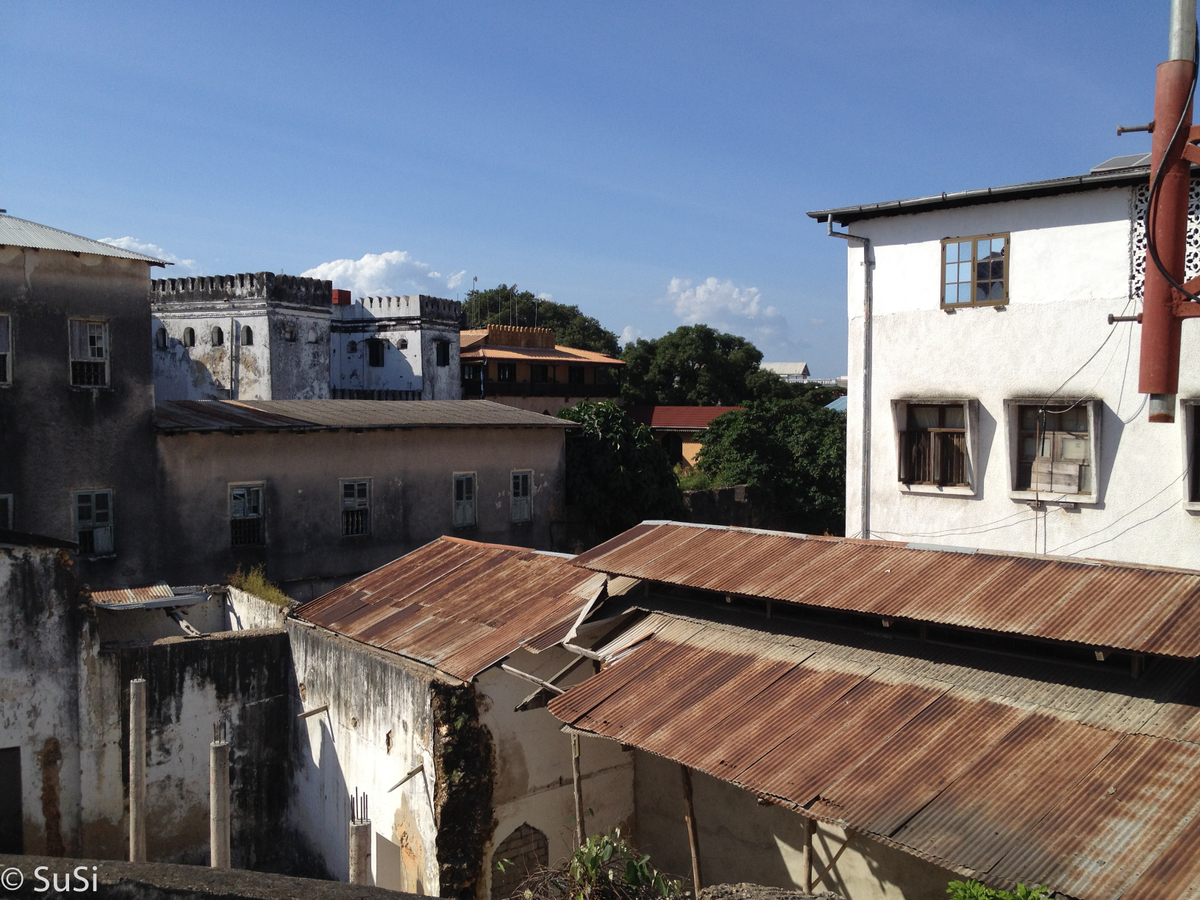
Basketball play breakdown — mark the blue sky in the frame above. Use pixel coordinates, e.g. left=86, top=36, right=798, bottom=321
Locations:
left=1, top=2, right=1169, bottom=376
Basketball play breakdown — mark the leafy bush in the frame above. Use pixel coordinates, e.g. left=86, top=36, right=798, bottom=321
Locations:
left=227, top=563, right=291, bottom=608
left=500, top=829, right=682, bottom=900
left=946, top=880, right=1050, bottom=900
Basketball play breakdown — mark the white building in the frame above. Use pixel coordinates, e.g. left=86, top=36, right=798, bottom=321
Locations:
left=810, top=155, right=1200, bottom=569
left=331, top=293, right=461, bottom=401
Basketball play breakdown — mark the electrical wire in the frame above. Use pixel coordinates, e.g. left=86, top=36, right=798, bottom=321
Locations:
left=1046, top=466, right=1187, bottom=556
left=1144, top=30, right=1200, bottom=302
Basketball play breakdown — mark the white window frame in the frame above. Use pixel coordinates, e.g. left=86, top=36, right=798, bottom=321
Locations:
left=1183, top=400, right=1200, bottom=513
left=891, top=399, right=979, bottom=497
left=0, top=494, right=13, bottom=529
left=0, top=313, right=11, bottom=386
left=453, top=472, right=477, bottom=528
left=511, top=470, right=532, bottom=524
left=341, top=479, right=371, bottom=537
left=74, top=488, right=115, bottom=557
left=1005, top=399, right=1102, bottom=505
left=68, top=318, right=110, bottom=388
left=229, top=483, right=266, bottom=547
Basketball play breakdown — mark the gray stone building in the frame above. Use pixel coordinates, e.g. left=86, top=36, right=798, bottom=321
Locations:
left=150, top=273, right=334, bottom=401
left=0, top=215, right=167, bottom=588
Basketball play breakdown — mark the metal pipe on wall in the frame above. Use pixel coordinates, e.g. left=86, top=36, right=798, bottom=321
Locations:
left=129, top=679, right=147, bottom=863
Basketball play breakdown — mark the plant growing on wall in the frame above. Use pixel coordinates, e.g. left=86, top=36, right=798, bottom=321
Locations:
left=499, top=828, right=682, bottom=900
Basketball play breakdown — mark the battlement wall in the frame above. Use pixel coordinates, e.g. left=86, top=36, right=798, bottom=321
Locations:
left=151, top=272, right=333, bottom=309
left=359, top=294, right=461, bottom=322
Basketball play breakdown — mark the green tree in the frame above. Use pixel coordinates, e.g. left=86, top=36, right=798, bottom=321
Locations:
left=558, top=402, right=685, bottom=540
left=620, top=323, right=846, bottom=407
left=696, top=398, right=846, bottom=535
left=463, top=284, right=621, bottom=357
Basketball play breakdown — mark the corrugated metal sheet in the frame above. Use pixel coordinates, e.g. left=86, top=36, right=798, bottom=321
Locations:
left=0, top=215, right=167, bottom=264
left=547, top=608, right=1200, bottom=900
left=460, top=344, right=624, bottom=365
left=624, top=407, right=745, bottom=430
left=571, top=522, right=1200, bottom=657
left=294, top=537, right=604, bottom=682
left=155, top=399, right=572, bottom=433
left=90, top=583, right=175, bottom=604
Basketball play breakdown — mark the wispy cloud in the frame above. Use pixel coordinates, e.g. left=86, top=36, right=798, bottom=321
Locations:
left=620, top=325, right=645, bottom=346
left=666, top=276, right=788, bottom=340
left=301, top=250, right=463, bottom=298
left=100, top=236, right=198, bottom=272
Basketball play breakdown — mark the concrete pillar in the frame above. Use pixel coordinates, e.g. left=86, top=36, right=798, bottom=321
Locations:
left=210, top=741, right=230, bottom=869
left=129, top=679, right=146, bottom=863
left=349, top=819, right=372, bottom=885
left=572, top=734, right=585, bottom=848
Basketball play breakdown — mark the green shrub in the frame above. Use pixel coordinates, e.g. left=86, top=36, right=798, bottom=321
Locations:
left=947, top=880, right=1050, bottom=900
left=500, top=828, right=682, bottom=900
left=227, top=563, right=291, bottom=608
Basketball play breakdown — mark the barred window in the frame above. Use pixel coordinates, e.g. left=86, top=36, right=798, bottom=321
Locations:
left=75, top=489, right=114, bottom=556
left=69, top=319, right=109, bottom=387
left=230, top=485, right=265, bottom=546
left=341, top=480, right=370, bottom=536
left=900, top=404, right=968, bottom=487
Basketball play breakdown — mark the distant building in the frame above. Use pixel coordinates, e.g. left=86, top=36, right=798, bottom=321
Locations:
left=330, top=292, right=461, bottom=400
left=761, top=361, right=810, bottom=382
left=0, top=214, right=167, bottom=588
left=625, top=405, right=744, bottom=467
left=459, top=325, right=623, bottom=415
left=151, top=272, right=334, bottom=401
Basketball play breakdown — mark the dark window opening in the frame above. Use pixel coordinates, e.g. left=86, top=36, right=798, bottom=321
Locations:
left=75, top=489, right=114, bottom=556
left=435, top=340, right=450, bottom=367
left=568, top=366, right=585, bottom=385
left=497, top=363, right=516, bottom=382
left=342, top=480, right=370, bottom=536
left=230, top=485, right=265, bottom=546
left=155, top=327, right=167, bottom=350
left=69, top=320, right=109, bottom=387
left=241, top=325, right=253, bottom=346
left=900, top=404, right=968, bottom=487
left=462, top=364, right=481, bottom=381
left=0, top=314, right=9, bottom=385
left=491, top=824, right=548, bottom=900
left=183, top=327, right=195, bottom=348
left=0, top=495, right=12, bottom=529
left=530, top=364, right=549, bottom=383
left=0, top=747, right=22, bottom=854
left=367, top=340, right=385, bottom=368
left=212, top=326, right=224, bottom=346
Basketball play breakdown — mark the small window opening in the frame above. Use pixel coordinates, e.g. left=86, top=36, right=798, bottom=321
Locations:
left=241, top=325, right=253, bottom=346
left=155, top=327, right=167, bottom=350
left=368, top=340, right=385, bottom=368
left=342, top=480, right=370, bottom=536
left=436, top=340, right=450, bottom=367
left=212, top=326, right=224, bottom=346
left=230, top=485, right=265, bottom=546
left=182, top=327, right=195, bottom=348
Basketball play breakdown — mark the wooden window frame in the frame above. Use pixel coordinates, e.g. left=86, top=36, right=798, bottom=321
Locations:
left=497, top=362, right=516, bottom=383
left=74, top=488, right=115, bottom=558
left=892, top=399, right=978, bottom=496
left=1182, top=400, right=1200, bottom=512
left=941, top=232, right=1009, bottom=309
left=453, top=472, right=477, bottom=528
left=1005, top=399, right=1101, bottom=505
left=68, top=318, right=110, bottom=388
left=510, top=470, right=532, bottom=524
left=340, top=479, right=371, bottom=537
left=229, top=482, right=266, bottom=547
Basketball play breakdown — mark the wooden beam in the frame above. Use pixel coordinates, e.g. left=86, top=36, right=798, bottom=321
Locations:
left=801, top=817, right=812, bottom=894
left=572, top=734, right=585, bottom=848
left=296, top=704, right=328, bottom=719
left=812, top=829, right=856, bottom=889
left=681, top=765, right=703, bottom=894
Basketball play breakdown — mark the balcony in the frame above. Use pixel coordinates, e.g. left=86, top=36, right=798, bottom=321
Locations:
left=463, top=380, right=620, bottom=400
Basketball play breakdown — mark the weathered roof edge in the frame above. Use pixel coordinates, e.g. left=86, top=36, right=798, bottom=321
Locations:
left=0, top=215, right=170, bottom=265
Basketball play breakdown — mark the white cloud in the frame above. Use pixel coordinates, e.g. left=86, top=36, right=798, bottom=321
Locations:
left=301, top=250, right=465, bottom=298
left=100, top=236, right=198, bottom=272
left=536, top=291, right=553, bottom=302
left=620, top=325, right=645, bottom=346
left=666, top=276, right=786, bottom=339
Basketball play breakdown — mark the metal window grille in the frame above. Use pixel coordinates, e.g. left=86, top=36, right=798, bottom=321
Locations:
left=453, top=474, right=476, bottom=527
left=342, top=481, right=370, bottom=536
left=899, top=405, right=968, bottom=487
left=230, top=486, right=265, bottom=546
left=69, top=320, right=109, bottom=387
left=511, top=471, right=531, bottom=523
left=75, top=490, right=114, bottom=556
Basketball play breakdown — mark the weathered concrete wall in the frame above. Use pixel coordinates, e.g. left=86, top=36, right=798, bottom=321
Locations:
left=633, top=751, right=951, bottom=900
left=0, top=250, right=159, bottom=589
left=223, top=587, right=288, bottom=632
left=843, top=186, right=1200, bottom=567
left=287, top=622, right=440, bottom=891
left=97, top=631, right=293, bottom=869
left=475, top=652, right=635, bottom=897
left=155, top=426, right=566, bottom=596
left=0, top=545, right=83, bottom=857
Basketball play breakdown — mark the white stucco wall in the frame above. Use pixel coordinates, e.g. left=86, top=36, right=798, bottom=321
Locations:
left=287, top=622, right=440, bottom=893
left=843, top=185, right=1200, bottom=567
left=475, top=650, right=636, bottom=897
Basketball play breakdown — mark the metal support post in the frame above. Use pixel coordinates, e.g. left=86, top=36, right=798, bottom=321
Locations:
left=680, top=765, right=703, bottom=895
left=210, top=736, right=230, bottom=869
left=129, top=679, right=146, bottom=863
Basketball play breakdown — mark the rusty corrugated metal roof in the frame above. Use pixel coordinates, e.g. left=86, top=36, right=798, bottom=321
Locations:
left=155, top=399, right=572, bottom=434
left=90, top=583, right=175, bottom=604
left=548, top=606, right=1200, bottom=899
left=624, top=407, right=745, bottom=431
left=571, top=522, right=1200, bottom=657
left=294, top=537, right=606, bottom=681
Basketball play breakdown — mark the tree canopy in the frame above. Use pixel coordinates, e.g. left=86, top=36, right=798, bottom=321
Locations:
left=620, top=323, right=844, bottom=407
left=696, top=397, right=846, bottom=535
left=463, top=284, right=621, bottom=357
left=558, top=401, right=684, bottom=540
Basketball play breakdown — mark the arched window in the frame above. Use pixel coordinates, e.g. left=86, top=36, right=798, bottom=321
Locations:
left=491, top=824, right=548, bottom=900
left=155, top=327, right=167, bottom=350
left=183, top=327, right=195, bottom=348
left=346, top=340, right=358, bottom=354
left=398, top=338, right=408, bottom=349
left=241, top=325, right=253, bottom=346
left=212, top=326, right=224, bottom=346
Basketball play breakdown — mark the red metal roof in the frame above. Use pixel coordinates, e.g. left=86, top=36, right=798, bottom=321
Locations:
left=571, top=522, right=1200, bottom=658
left=294, top=537, right=605, bottom=681
left=624, top=406, right=745, bottom=430
left=548, top=609, right=1200, bottom=900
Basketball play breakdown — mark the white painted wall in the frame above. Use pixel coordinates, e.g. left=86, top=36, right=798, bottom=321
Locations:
left=476, top=650, right=636, bottom=897
left=843, top=185, right=1200, bottom=567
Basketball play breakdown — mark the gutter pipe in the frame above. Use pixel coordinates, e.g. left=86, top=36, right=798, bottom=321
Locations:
left=828, top=215, right=873, bottom=539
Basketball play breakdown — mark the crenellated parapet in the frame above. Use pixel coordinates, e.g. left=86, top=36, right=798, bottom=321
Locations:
left=151, top=273, right=333, bottom=309
left=358, top=294, right=461, bottom=323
